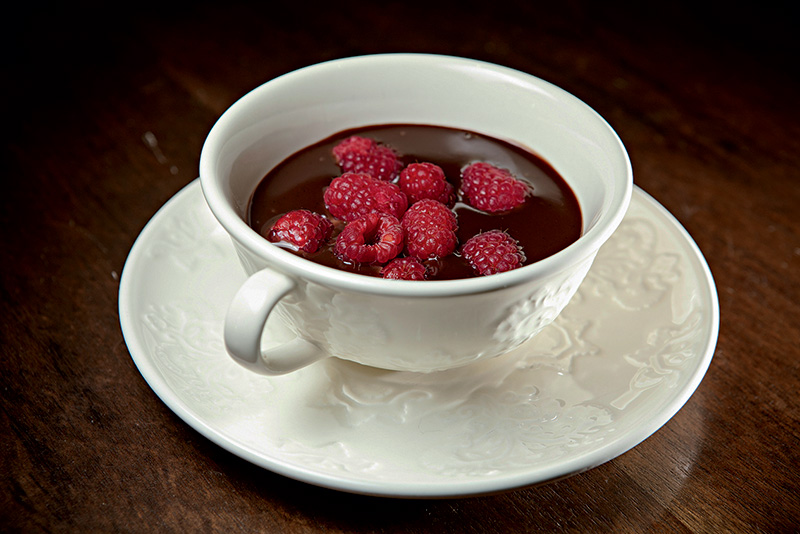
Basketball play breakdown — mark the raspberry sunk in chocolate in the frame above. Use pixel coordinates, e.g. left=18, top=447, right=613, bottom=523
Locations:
left=268, top=209, right=333, bottom=253
left=332, top=135, right=403, bottom=182
left=401, top=199, right=458, bottom=260
left=460, top=162, right=530, bottom=213
left=461, top=229, right=526, bottom=276
left=334, top=213, right=405, bottom=265
left=399, top=162, right=455, bottom=206
left=324, top=173, right=408, bottom=222
left=380, top=257, right=427, bottom=280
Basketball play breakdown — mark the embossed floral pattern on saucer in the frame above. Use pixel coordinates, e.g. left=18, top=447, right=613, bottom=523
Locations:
left=119, top=180, right=718, bottom=498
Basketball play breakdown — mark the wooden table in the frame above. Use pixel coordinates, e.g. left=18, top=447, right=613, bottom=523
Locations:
left=4, top=2, right=798, bottom=532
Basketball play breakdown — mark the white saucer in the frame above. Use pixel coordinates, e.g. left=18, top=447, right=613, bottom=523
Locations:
left=119, top=180, right=718, bottom=498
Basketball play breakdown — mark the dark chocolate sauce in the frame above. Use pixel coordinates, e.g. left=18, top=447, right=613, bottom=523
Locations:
left=248, top=124, right=582, bottom=280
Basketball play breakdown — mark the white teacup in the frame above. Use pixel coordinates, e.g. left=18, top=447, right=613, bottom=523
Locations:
left=199, top=54, right=632, bottom=375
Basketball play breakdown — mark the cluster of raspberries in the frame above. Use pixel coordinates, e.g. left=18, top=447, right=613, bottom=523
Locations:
left=268, top=135, right=530, bottom=280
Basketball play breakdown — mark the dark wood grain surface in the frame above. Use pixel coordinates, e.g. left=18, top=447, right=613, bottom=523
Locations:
left=4, top=2, right=798, bottom=532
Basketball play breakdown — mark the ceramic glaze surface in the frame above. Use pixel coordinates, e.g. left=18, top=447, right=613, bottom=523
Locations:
left=232, top=239, right=595, bottom=371
left=119, top=180, right=718, bottom=497
left=200, top=54, right=633, bottom=374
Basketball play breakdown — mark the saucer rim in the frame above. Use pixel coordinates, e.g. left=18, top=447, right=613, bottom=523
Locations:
left=119, top=179, right=719, bottom=498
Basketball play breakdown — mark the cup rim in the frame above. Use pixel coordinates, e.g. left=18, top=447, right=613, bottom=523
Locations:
left=200, top=53, right=633, bottom=298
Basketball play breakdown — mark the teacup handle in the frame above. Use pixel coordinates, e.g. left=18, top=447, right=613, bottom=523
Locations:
left=224, top=268, right=327, bottom=375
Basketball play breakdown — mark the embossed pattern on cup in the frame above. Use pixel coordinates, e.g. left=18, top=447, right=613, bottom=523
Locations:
left=200, top=54, right=633, bottom=374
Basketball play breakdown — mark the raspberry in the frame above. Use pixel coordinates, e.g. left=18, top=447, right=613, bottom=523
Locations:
left=334, top=213, right=405, bottom=264
left=332, top=135, right=403, bottom=181
left=460, top=162, right=530, bottom=213
left=401, top=199, right=458, bottom=260
left=398, top=162, right=455, bottom=206
left=380, top=257, right=427, bottom=280
left=324, top=173, right=408, bottom=222
left=267, top=210, right=333, bottom=253
left=461, top=230, right=526, bottom=276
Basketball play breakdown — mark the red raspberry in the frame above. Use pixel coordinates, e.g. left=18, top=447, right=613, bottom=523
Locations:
left=401, top=199, right=458, bottom=260
left=332, top=135, right=403, bottom=181
left=460, top=162, right=530, bottom=213
left=334, top=213, right=405, bottom=264
left=380, top=257, right=427, bottom=280
left=268, top=210, right=333, bottom=253
left=324, top=173, right=408, bottom=222
left=461, top=230, right=526, bottom=276
left=398, top=162, right=455, bottom=206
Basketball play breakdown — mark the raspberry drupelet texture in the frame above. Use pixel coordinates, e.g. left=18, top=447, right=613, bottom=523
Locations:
left=334, top=213, right=405, bottom=264
left=268, top=209, right=333, bottom=253
left=401, top=199, right=459, bottom=260
left=332, top=135, right=403, bottom=182
left=380, top=257, right=427, bottom=280
left=461, top=229, right=526, bottom=276
left=324, top=173, right=408, bottom=222
left=460, top=162, right=530, bottom=213
left=398, top=162, right=455, bottom=206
